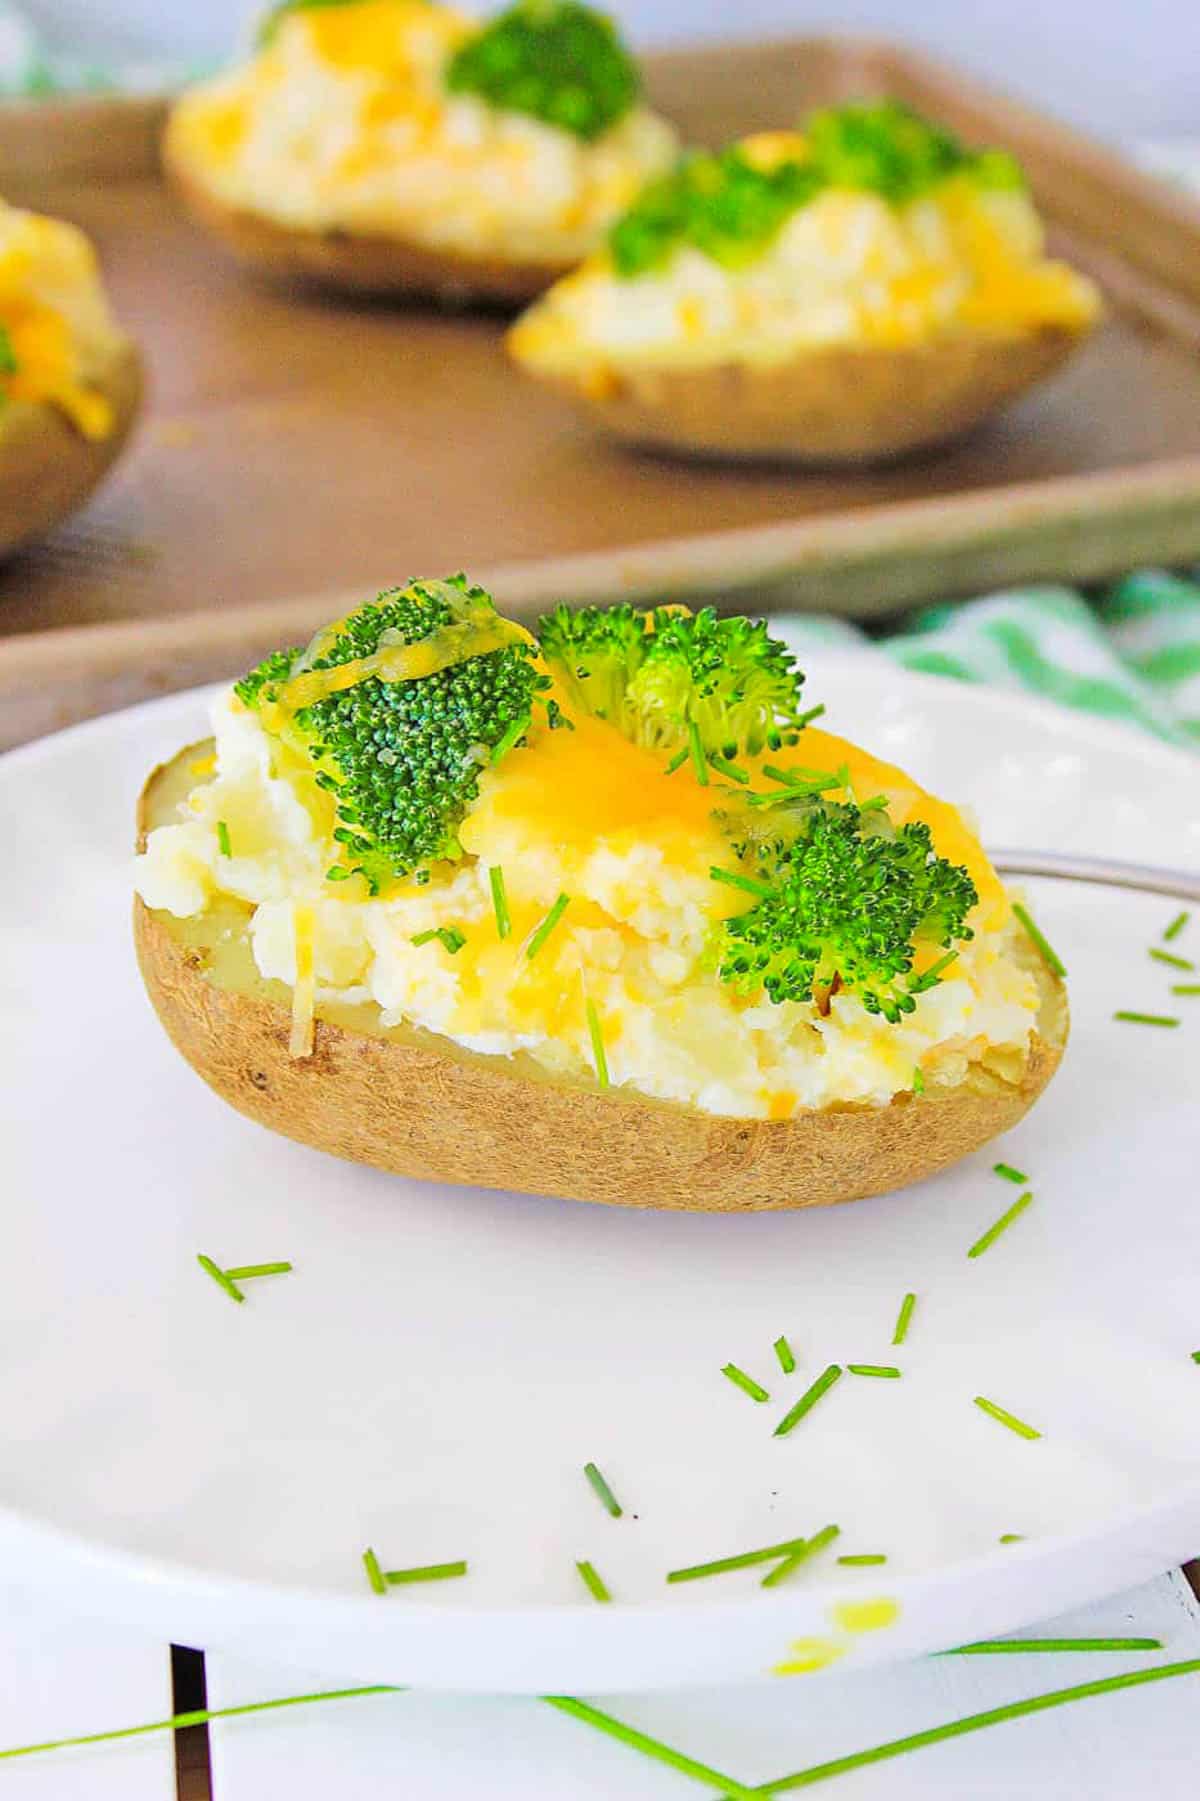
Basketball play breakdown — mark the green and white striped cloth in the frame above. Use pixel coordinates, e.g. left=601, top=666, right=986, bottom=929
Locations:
left=1, top=6, right=1197, bottom=755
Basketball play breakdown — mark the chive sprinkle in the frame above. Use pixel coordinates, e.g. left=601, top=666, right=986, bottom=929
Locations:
left=1012, top=902, right=1066, bottom=978
left=795, top=703, right=827, bottom=729
left=411, top=927, right=466, bottom=955
left=967, top=1190, right=1033, bottom=1258
left=1113, top=1011, right=1180, bottom=1027
left=774, top=1364, right=843, bottom=1437
left=488, top=865, right=511, bottom=940
left=197, top=1254, right=244, bottom=1304
left=542, top=1699, right=759, bottom=1801
left=761, top=1523, right=840, bottom=1588
left=753, top=1662, right=1200, bottom=1793
left=974, top=1395, right=1041, bottom=1440
left=993, top=1161, right=1029, bottom=1184
left=838, top=1554, right=888, bottom=1566
left=224, top=1261, right=292, bottom=1280
left=1150, top=947, right=1194, bottom=971
left=666, top=1534, right=812, bottom=1584
left=491, top=713, right=530, bottom=765
left=1192, top=1351, right=1200, bottom=1365
left=948, top=1637, right=1162, bottom=1656
left=892, top=1292, right=917, bottom=1346
left=384, top=1561, right=467, bottom=1585
left=687, top=720, right=708, bottom=785
left=1173, top=984, right=1200, bottom=996
left=216, top=819, right=232, bottom=858
left=585, top=998, right=610, bottom=1089
left=774, top=1334, right=796, bottom=1374
left=583, top=1461, right=622, bottom=1518
left=576, top=1560, right=611, bottom=1602
left=911, top=1066, right=925, bottom=1094
left=709, top=750, right=749, bottom=783
left=722, top=1362, right=770, bottom=1403
left=362, top=1547, right=386, bottom=1596
left=709, top=865, right=774, bottom=898
left=999, top=1533, right=1025, bottom=1543
left=847, top=1364, right=901, bottom=1378
left=664, top=746, right=689, bottom=775
left=526, top=893, right=570, bottom=960
left=907, top=950, right=958, bottom=994
left=1164, top=910, right=1191, bottom=942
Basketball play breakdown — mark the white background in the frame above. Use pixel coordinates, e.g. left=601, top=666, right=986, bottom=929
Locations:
left=21, top=0, right=1200, bottom=139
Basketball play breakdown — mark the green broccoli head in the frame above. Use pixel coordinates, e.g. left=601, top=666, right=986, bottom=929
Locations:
left=236, top=575, right=552, bottom=891
left=536, top=603, right=808, bottom=765
left=714, top=797, right=978, bottom=1020
left=610, top=147, right=822, bottom=278
left=444, top=0, right=639, bottom=141
left=803, top=100, right=1025, bottom=206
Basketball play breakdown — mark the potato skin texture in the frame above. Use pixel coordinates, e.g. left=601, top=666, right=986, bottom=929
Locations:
left=0, top=339, right=141, bottom=556
left=135, top=746, right=1067, bottom=1211
left=514, top=323, right=1092, bottom=464
left=165, top=153, right=573, bottom=305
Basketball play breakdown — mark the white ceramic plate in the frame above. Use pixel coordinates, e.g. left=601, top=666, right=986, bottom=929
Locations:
left=2, top=661, right=1199, bottom=1695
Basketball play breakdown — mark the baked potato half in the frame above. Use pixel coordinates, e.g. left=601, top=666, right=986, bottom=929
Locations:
left=135, top=742, right=1066, bottom=1213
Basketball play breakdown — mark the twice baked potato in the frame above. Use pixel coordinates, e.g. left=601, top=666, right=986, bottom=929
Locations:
left=134, top=578, right=1066, bottom=1211
left=163, top=0, right=677, bottom=304
left=0, top=199, right=141, bottom=556
left=508, top=102, right=1101, bottom=462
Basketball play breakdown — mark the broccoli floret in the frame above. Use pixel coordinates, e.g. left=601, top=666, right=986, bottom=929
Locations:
left=537, top=603, right=808, bottom=765
left=445, top=1, right=639, bottom=141
left=237, top=575, right=551, bottom=891
left=714, top=799, right=977, bottom=1021
left=610, top=147, right=822, bottom=278
left=805, top=101, right=1026, bottom=204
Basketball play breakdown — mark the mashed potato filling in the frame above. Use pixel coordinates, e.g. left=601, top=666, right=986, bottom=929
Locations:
left=136, top=686, right=1042, bottom=1119
left=0, top=199, right=126, bottom=437
left=509, top=173, right=1101, bottom=377
left=166, top=1, right=677, bottom=263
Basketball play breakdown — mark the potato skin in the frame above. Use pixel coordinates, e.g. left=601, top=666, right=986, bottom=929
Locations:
left=165, top=152, right=573, bottom=305
left=515, top=323, right=1092, bottom=464
left=136, top=746, right=1066, bottom=1211
left=0, top=339, right=141, bottom=556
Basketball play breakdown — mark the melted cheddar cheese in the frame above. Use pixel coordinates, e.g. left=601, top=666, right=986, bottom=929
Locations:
left=0, top=201, right=126, bottom=438
left=166, top=1, right=677, bottom=264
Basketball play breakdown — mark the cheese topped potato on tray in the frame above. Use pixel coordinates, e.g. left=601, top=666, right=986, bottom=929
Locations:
left=508, top=101, right=1102, bottom=461
left=134, top=577, right=1066, bottom=1211
left=164, top=0, right=677, bottom=302
left=0, top=197, right=140, bottom=555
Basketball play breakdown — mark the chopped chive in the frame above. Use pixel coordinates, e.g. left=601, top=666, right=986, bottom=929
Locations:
left=993, top=1161, right=1029, bottom=1184
left=1173, top=983, right=1200, bottom=995
left=1012, top=902, right=1066, bottom=978
left=667, top=1534, right=812, bottom=1584
left=583, top=1461, right=622, bottom=1518
left=1164, top=910, right=1191, bottom=942
left=722, top=1362, right=770, bottom=1403
left=948, top=1637, right=1162, bottom=1656
left=1113, top=1011, right=1180, bottom=1027
left=974, top=1395, right=1041, bottom=1440
left=197, top=1254, right=244, bottom=1304
left=362, top=1547, right=386, bottom=1596
left=774, top=1334, right=796, bottom=1374
left=761, top=1522, right=840, bottom=1588
left=892, top=1292, right=917, bottom=1346
left=774, top=1363, right=843, bottom=1437
left=967, top=1190, right=1034, bottom=1259
left=488, top=866, right=511, bottom=940
left=709, top=751, right=749, bottom=784
left=411, top=927, right=466, bottom=955
left=491, top=713, right=530, bottom=765
left=384, top=1561, right=467, bottom=1585
left=762, top=764, right=799, bottom=787
left=794, top=703, right=827, bottom=729
left=526, top=893, right=570, bottom=961
left=216, top=819, right=232, bottom=858
left=911, top=1066, right=925, bottom=1094
left=838, top=1554, right=887, bottom=1567
left=542, top=1699, right=759, bottom=1801
left=687, top=720, right=708, bottom=785
left=1149, top=947, right=1194, bottom=971
left=664, top=746, right=689, bottom=775
left=907, top=950, right=958, bottom=995
left=709, top=865, right=774, bottom=898
left=754, top=1661, right=1200, bottom=1793
left=585, top=998, right=610, bottom=1089
left=999, top=1533, right=1025, bottom=1543
left=576, top=1560, right=611, bottom=1602
left=1192, top=1351, right=1200, bottom=1365
left=847, top=1364, right=901, bottom=1378
left=224, top=1261, right=292, bottom=1280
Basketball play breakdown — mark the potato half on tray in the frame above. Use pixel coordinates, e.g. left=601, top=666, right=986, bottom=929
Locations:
left=509, top=101, right=1101, bottom=461
left=163, top=0, right=677, bottom=304
left=0, top=197, right=140, bottom=556
left=134, top=577, right=1066, bottom=1211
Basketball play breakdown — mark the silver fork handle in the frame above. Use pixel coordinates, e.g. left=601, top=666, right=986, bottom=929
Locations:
left=989, top=850, right=1200, bottom=903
